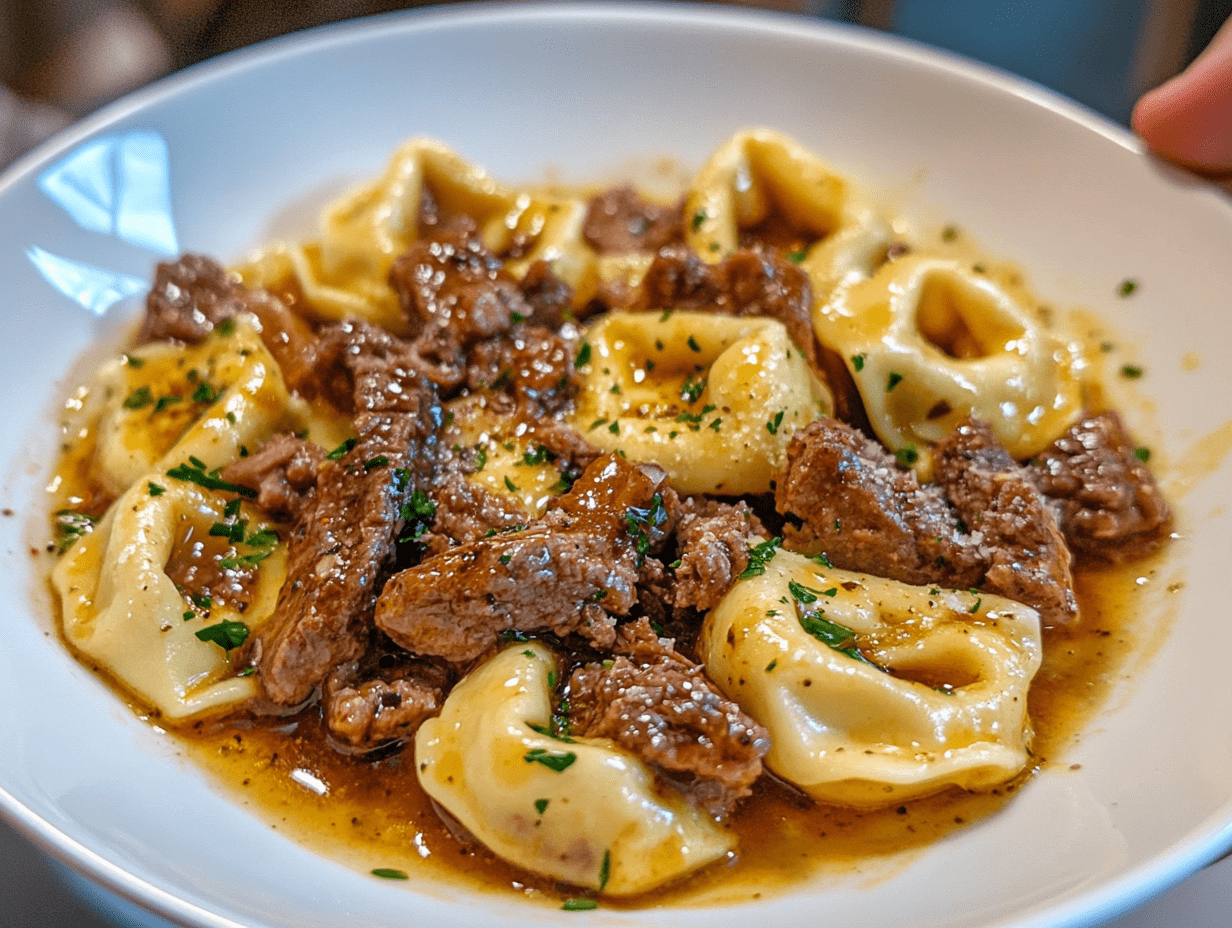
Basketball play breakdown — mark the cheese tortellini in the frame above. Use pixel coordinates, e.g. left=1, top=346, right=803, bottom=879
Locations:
left=89, top=318, right=306, bottom=498
left=238, top=139, right=595, bottom=333
left=814, top=254, right=1086, bottom=459
left=415, top=643, right=733, bottom=895
left=53, top=316, right=306, bottom=718
left=700, top=548, right=1042, bottom=807
left=571, top=310, right=832, bottom=495
left=53, top=479, right=287, bottom=719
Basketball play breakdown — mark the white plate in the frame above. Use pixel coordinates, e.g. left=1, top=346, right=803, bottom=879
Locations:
left=2, top=4, right=1231, bottom=927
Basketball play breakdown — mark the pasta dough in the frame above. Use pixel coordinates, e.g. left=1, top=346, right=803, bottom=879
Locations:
left=813, top=254, right=1086, bottom=459
left=53, top=479, right=287, bottom=719
left=415, top=643, right=733, bottom=895
left=699, top=548, right=1042, bottom=806
left=571, top=310, right=832, bottom=495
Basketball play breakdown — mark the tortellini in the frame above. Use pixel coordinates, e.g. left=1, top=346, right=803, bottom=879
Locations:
left=813, top=254, right=1086, bottom=459
left=685, top=128, right=847, bottom=260
left=53, top=316, right=307, bottom=718
left=700, top=548, right=1042, bottom=807
left=53, top=479, right=287, bottom=719
left=571, top=310, right=832, bottom=495
left=416, top=643, right=733, bottom=895
left=89, top=317, right=306, bottom=498
left=238, top=139, right=596, bottom=332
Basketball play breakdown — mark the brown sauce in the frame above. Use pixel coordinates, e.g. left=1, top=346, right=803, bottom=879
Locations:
left=167, top=554, right=1156, bottom=908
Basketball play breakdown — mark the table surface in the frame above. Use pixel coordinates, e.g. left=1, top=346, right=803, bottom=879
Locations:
left=3, top=814, right=1229, bottom=928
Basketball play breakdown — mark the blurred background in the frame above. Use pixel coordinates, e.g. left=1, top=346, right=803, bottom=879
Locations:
left=2, top=0, right=1232, bottom=170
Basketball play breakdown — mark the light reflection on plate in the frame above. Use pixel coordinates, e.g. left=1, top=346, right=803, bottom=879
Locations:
left=1, top=5, right=1231, bottom=928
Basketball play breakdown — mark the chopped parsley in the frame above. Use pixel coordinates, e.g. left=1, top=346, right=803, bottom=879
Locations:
left=562, top=899, right=598, bottom=911
left=787, top=248, right=808, bottom=263
left=851, top=353, right=865, bottom=372
left=1134, top=446, right=1151, bottom=462
left=738, top=536, right=782, bottom=580
left=53, top=509, right=97, bottom=553
left=687, top=335, right=702, bottom=353
left=1118, top=279, right=1138, bottom=297
left=599, top=850, right=611, bottom=891
left=166, top=459, right=256, bottom=498
left=766, top=410, right=785, bottom=435
left=123, top=354, right=145, bottom=368
left=191, top=381, right=219, bottom=404
left=575, top=342, right=592, bottom=369
left=895, top=445, right=919, bottom=468
left=886, top=372, right=904, bottom=392
left=147, top=482, right=165, bottom=496
left=1120, top=364, right=1144, bottom=379
left=534, top=798, right=550, bottom=815
left=680, top=373, right=707, bottom=404
left=154, top=394, right=182, bottom=412
left=326, top=438, right=357, bottom=461
left=691, top=210, right=706, bottom=231
left=122, top=386, right=153, bottom=410
left=371, top=868, right=409, bottom=880
left=194, top=619, right=249, bottom=650
left=523, top=748, right=577, bottom=772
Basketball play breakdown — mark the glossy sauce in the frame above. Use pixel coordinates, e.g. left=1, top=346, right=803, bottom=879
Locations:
left=168, top=554, right=1160, bottom=907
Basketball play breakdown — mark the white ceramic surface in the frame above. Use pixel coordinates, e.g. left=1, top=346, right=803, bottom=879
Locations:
left=1, top=5, right=1231, bottom=928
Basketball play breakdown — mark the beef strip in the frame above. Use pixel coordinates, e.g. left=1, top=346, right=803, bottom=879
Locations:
left=1029, top=411, right=1171, bottom=561
left=517, top=259, right=575, bottom=329
left=252, top=323, right=443, bottom=705
left=934, top=419, right=1078, bottom=625
left=638, top=245, right=819, bottom=367
left=420, top=468, right=529, bottom=552
left=463, top=324, right=581, bottom=416
left=323, top=651, right=452, bottom=749
left=138, top=254, right=319, bottom=396
left=775, top=418, right=984, bottom=588
left=568, top=617, right=769, bottom=816
left=671, top=497, right=766, bottom=612
left=777, top=417, right=1080, bottom=626
left=220, top=433, right=325, bottom=522
left=582, top=185, right=684, bottom=254
left=374, top=454, right=667, bottom=663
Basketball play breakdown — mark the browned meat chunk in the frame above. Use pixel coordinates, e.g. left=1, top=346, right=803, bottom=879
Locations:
left=776, top=418, right=984, bottom=588
left=389, top=225, right=527, bottom=346
left=517, top=259, right=575, bottom=329
left=672, top=497, right=766, bottom=612
left=1030, top=412, right=1171, bottom=561
left=638, top=245, right=818, bottom=367
left=422, top=469, right=529, bottom=551
left=252, top=325, right=442, bottom=706
left=323, top=655, right=451, bottom=749
left=139, top=254, right=247, bottom=343
left=139, top=255, right=319, bottom=396
left=374, top=454, right=667, bottom=663
left=220, top=433, right=325, bottom=522
left=582, top=185, right=683, bottom=254
left=569, top=618, right=769, bottom=816
left=934, top=419, right=1078, bottom=625
left=777, top=418, right=1080, bottom=626
left=464, top=324, right=580, bottom=415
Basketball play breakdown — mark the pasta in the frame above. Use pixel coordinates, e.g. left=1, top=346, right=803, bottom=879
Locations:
left=46, top=129, right=1170, bottom=905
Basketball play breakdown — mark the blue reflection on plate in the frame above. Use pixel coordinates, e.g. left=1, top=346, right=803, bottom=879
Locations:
left=38, top=131, right=178, bottom=256
left=26, top=246, right=149, bottom=316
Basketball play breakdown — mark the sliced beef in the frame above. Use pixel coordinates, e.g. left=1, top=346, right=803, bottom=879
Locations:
left=777, top=417, right=1080, bottom=626
left=568, top=617, right=769, bottom=816
left=252, top=326, right=442, bottom=706
left=388, top=224, right=526, bottom=347
left=775, top=418, right=984, bottom=588
left=672, top=497, right=766, bottom=612
left=463, top=324, right=580, bottom=415
left=582, top=185, right=684, bottom=254
left=323, top=653, right=451, bottom=749
left=220, top=433, right=325, bottom=522
left=934, top=419, right=1078, bottom=625
left=139, top=255, right=318, bottom=396
left=421, top=469, right=529, bottom=551
left=639, top=245, right=818, bottom=367
left=517, top=259, right=575, bottom=329
left=1030, top=412, right=1171, bottom=561
left=374, top=454, right=667, bottom=664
